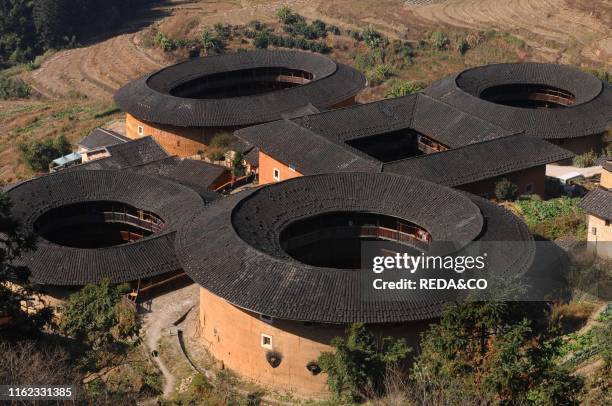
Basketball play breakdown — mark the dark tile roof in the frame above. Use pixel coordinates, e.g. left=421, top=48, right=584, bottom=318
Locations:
left=126, top=157, right=226, bottom=200
left=236, top=120, right=381, bottom=175
left=115, top=50, right=366, bottom=127
left=236, top=96, right=571, bottom=184
left=103, top=136, right=169, bottom=167
left=580, top=188, right=612, bottom=220
left=6, top=170, right=204, bottom=286
left=383, top=136, right=574, bottom=186
left=289, top=94, right=514, bottom=148
left=598, top=159, right=611, bottom=172
left=424, top=63, right=612, bottom=140
left=78, top=128, right=129, bottom=150
left=176, top=173, right=535, bottom=323
left=70, top=136, right=169, bottom=170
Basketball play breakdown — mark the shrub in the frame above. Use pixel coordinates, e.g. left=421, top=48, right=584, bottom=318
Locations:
left=588, top=68, right=611, bottom=84
left=494, top=178, right=518, bottom=201
left=19, top=135, right=72, bottom=172
left=387, top=80, right=424, bottom=97
left=213, top=23, right=232, bottom=40
left=456, top=37, right=470, bottom=54
left=368, top=64, right=394, bottom=86
left=209, top=133, right=236, bottom=149
left=231, top=152, right=246, bottom=178
left=318, top=323, right=410, bottom=402
left=200, top=29, right=225, bottom=55
left=253, top=31, right=270, bottom=49
left=275, top=6, right=301, bottom=25
left=0, top=75, right=31, bottom=99
left=363, top=26, right=386, bottom=49
left=430, top=31, right=449, bottom=50
left=572, top=150, right=597, bottom=168
left=59, top=279, right=134, bottom=350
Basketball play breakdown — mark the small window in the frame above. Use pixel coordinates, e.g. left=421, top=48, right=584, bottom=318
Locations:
left=525, top=183, right=534, bottom=194
left=177, top=140, right=180, bottom=147
left=261, top=334, right=273, bottom=349
left=273, top=168, right=280, bottom=182
left=260, top=314, right=274, bottom=324
left=591, top=227, right=597, bottom=235
left=137, top=125, right=144, bottom=136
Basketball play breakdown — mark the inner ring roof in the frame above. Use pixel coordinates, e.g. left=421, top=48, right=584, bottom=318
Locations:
left=177, top=173, right=535, bottom=323
left=7, top=170, right=204, bottom=285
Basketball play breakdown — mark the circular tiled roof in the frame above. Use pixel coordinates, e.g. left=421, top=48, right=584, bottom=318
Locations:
left=114, top=50, right=366, bottom=127
left=177, top=173, right=535, bottom=323
left=425, top=63, right=612, bottom=139
left=7, top=170, right=204, bottom=285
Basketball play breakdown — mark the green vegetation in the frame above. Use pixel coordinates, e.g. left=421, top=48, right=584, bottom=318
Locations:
left=515, top=195, right=586, bottom=240
left=200, top=28, right=226, bottom=56
left=231, top=151, right=246, bottom=178
left=587, top=68, right=611, bottom=84
left=318, top=323, right=410, bottom=402
left=0, top=74, right=31, bottom=99
left=494, top=177, right=518, bottom=201
left=387, top=80, right=425, bottom=97
left=59, top=280, right=137, bottom=351
left=413, top=302, right=583, bottom=404
left=0, top=191, right=46, bottom=332
left=429, top=30, right=450, bottom=50
left=0, top=0, right=145, bottom=67
left=18, top=134, right=71, bottom=172
left=572, top=150, right=598, bottom=168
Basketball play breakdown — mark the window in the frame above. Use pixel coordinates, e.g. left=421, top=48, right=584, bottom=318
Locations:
left=273, top=168, right=280, bottom=182
left=260, top=314, right=274, bottom=324
left=525, top=183, right=534, bottom=194
left=137, top=125, right=144, bottom=136
left=261, top=334, right=273, bottom=349
left=592, top=227, right=597, bottom=235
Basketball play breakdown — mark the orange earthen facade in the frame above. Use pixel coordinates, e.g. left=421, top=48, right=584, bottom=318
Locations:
left=198, top=287, right=429, bottom=397
left=125, top=96, right=357, bottom=158
left=458, top=166, right=547, bottom=199
left=258, top=152, right=304, bottom=185
left=126, top=114, right=231, bottom=157
left=258, top=151, right=549, bottom=200
left=586, top=163, right=612, bottom=259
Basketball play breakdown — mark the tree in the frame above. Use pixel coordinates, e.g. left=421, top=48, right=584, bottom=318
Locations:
left=318, top=323, right=411, bottom=402
left=59, top=280, right=136, bottom=350
left=495, top=178, right=518, bottom=201
left=413, top=302, right=583, bottom=404
left=231, top=152, right=245, bottom=178
left=19, top=135, right=72, bottom=172
left=0, top=191, right=48, bottom=332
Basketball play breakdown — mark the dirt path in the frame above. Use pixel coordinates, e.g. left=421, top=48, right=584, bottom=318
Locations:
left=140, top=283, right=199, bottom=399
left=406, top=0, right=612, bottom=65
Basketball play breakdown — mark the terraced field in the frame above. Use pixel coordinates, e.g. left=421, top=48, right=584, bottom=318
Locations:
left=23, top=0, right=612, bottom=102
left=405, top=0, right=612, bottom=64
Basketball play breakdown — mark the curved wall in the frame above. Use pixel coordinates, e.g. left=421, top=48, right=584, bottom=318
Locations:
left=198, top=287, right=429, bottom=397
left=125, top=96, right=357, bottom=158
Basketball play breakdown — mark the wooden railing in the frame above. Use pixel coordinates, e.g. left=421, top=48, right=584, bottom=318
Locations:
left=282, top=225, right=430, bottom=252
left=214, top=173, right=255, bottom=194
